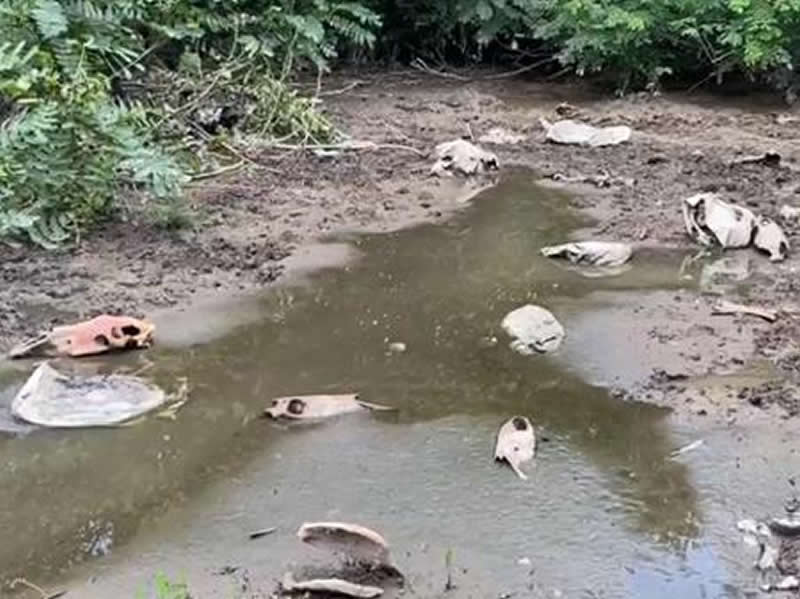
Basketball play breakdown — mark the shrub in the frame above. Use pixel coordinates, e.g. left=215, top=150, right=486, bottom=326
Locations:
left=0, top=0, right=382, bottom=248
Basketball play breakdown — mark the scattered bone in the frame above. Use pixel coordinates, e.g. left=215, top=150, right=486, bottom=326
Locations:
left=780, top=205, right=800, bottom=220
left=770, top=517, right=800, bottom=537
left=761, top=575, right=800, bottom=592
left=298, top=522, right=392, bottom=566
left=759, top=544, right=781, bottom=571
left=729, top=151, right=781, bottom=167
left=12, top=361, right=166, bottom=428
left=540, top=118, right=631, bottom=147
left=9, top=314, right=155, bottom=359
left=494, top=416, right=536, bottom=480
left=387, top=341, right=407, bottom=353
left=265, top=394, right=393, bottom=420
left=754, top=216, right=790, bottom=262
left=541, top=241, right=633, bottom=267
left=549, top=171, right=634, bottom=188
left=738, top=519, right=772, bottom=539
left=478, top=127, right=526, bottom=145
left=712, top=300, right=778, bottom=322
left=682, top=193, right=756, bottom=249
left=669, top=439, right=704, bottom=459
left=501, top=305, right=565, bottom=355
left=430, top=139, right=499, bottom=177
left=281, top=572, right=383, bottom=598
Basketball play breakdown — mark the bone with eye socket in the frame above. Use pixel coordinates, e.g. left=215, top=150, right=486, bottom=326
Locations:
left=264, top=394, right=393, bottom=420
left=494, top=416, right=536, bottom=480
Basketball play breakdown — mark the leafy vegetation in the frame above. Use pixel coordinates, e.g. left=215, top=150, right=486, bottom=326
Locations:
left=369, top=0, right=800, bottom=93
left=3, top=0, right=800, bottom=248
left=0, top=0, right=381, bottom=248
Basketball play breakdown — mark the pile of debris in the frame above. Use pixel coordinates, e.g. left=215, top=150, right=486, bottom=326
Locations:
left=683, top=192, right=789, bottom=262
left=738, top=496, right=800, bottom=592
left=5, top=314, right=189, bottom=429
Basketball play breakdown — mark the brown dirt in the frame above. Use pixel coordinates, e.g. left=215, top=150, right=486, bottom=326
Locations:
left=5, top=69, right=800, bottom=418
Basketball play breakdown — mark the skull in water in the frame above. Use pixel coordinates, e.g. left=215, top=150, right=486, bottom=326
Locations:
left=494, top=416, right=536, bottom=480
left=265, top=394, right=376, bottom=420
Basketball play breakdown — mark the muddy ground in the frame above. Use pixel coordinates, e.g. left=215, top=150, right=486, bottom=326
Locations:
left=4, top=69, right=800, bottom=419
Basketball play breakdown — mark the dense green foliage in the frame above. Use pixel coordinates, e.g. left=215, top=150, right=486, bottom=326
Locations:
left=3, top=0, right=800, bottom=248
left=0, top=0, right=381, bottom=247
left=371, top=0, right=800, bottom=90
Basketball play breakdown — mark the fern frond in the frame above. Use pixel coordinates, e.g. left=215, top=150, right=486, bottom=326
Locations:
left=0, top=41, right=37, bottom=72
left=32, top=0, right=68, bottom=40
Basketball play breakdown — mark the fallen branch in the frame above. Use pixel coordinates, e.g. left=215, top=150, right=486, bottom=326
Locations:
left=479, top=57, right=557, bottom=80
left=411, top=57, right=556, bottom=82
left=410, top=58, right=471, bottom=81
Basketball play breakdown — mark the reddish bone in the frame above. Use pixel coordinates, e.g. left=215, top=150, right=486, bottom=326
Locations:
left=9, top=315, right=155, bottom=359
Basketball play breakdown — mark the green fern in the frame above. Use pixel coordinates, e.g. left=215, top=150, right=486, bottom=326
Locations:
left=32, top=0, right=68, bottom=39
left=0, top=0, right=381, bottom=249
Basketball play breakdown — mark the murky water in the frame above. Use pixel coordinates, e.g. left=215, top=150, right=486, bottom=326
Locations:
left=0, top=174, right=796, bottom=598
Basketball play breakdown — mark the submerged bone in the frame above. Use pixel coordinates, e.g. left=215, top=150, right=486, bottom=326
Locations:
left=298, top=522, right=392, bottom=565
left=265, top=394, right=391, bottom=420
left=12, top=361, right=166, bottom=428
left=754, top=216, right=790, bottom=262
left=494, top=416, right=536, bottom=480
left=282, top=572, right=383, bottom=598
left=540, top=118, right=631, bottom=147
left=682, top=193, right=756, bottom=248
left=540, top=241, right=633, bottom=267
left=501, top=305, right=565, bottom=355
left=9, top=314, right=155, bottom=359
left=430, top=139, right=499, bottom=177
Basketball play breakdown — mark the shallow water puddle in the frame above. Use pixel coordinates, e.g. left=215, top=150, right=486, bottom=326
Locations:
left=0, top=174, right=791, bottom=597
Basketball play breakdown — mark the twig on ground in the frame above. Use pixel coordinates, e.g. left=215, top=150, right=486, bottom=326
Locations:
left=10, top=578, right=66, bottom=599
left=410, top=58, right=471, bottom=81
left=249, top=527, right=277, bottom=540
left=411, top=57, right=557, bottom=82
left=185, top=119, right=282, bottom=174
left=479, top=57, right=557, bottom=80
left=318, top=80, right=365, bottom=97
left=189, top=160, right=245, bottom=181
left=269, top=140, right=427, bottom=157
left=686, top=71, right=717, bottom=94
left=546, top=67, right=571, bottom=81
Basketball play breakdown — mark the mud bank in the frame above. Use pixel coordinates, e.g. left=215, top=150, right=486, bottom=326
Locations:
left=3, top=70, right=800, bottom=419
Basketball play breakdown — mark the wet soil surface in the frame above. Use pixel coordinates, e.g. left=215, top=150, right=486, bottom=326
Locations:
left=4, top=69, right=800, bottom=421
left=4, top=125, right=800, bottom=597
